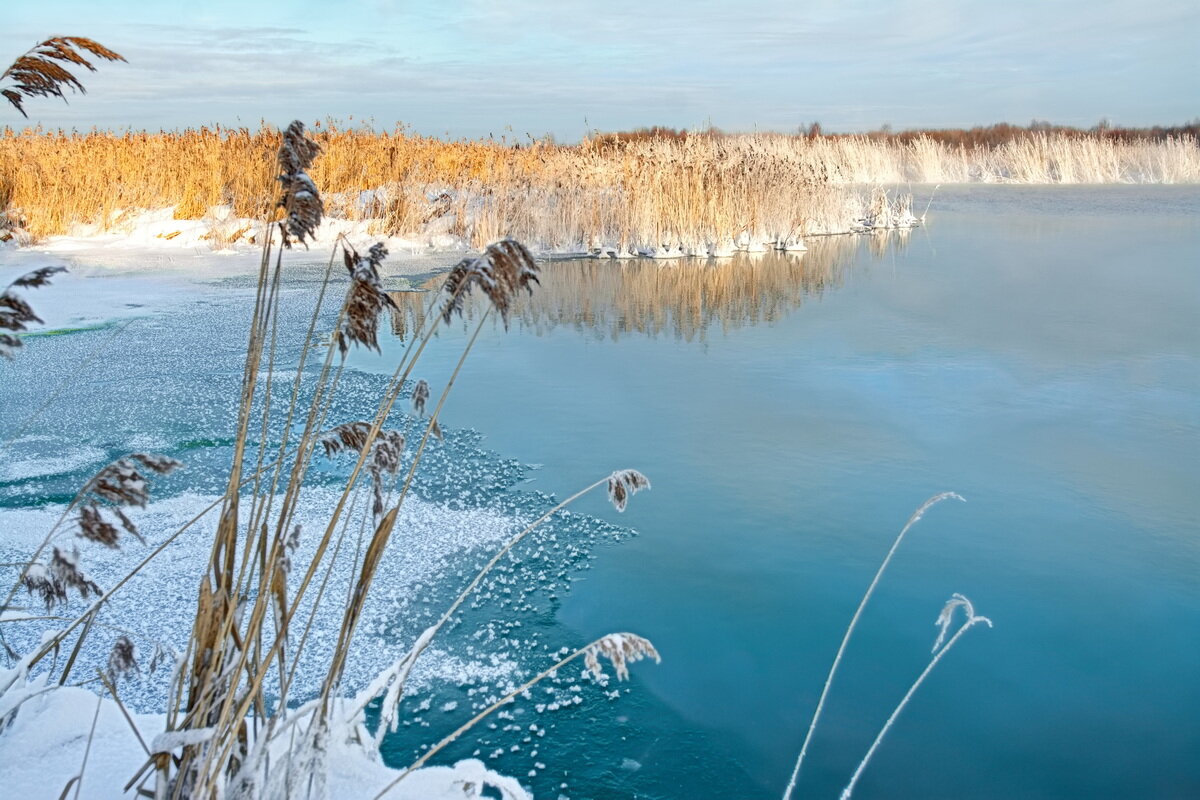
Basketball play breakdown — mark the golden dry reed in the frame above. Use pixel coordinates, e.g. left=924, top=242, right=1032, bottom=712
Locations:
left=1, top=124, right=1196, bottom=246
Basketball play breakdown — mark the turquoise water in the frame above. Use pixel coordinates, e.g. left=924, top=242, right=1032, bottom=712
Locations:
left=373, top=186, right=1200, bottom=798
left=2, top=185, right=1197, bottom=798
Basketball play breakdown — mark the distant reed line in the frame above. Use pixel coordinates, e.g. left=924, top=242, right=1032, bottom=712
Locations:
left=1, top=125, right=1196, bottom=245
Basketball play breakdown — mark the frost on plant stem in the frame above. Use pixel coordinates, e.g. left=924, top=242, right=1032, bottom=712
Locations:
left=839, top=594, right=993, bottom=800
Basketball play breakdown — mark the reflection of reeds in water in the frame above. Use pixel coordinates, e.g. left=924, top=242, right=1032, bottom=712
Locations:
left=390, top=234, right=874, bottom=343
left=866, top=226, right=911, bottom=259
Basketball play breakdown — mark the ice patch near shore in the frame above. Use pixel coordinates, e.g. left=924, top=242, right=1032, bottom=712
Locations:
left=0, top=486, right=530, bottom=711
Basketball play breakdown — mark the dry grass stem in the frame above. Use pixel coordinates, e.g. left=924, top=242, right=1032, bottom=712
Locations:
left=376, top=632, right=659, bottom=800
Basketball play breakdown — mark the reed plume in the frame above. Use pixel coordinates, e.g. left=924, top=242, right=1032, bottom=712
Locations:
left=606, top=469, right=651, bottom=512
left=584, top=632, right=661, bottom=680
left=318, top=420, right=373, bottom=458
left=76, top=453, right=183, bottom=547
left=338, top=241, right=397, bottom=355
left=411, top=379, right=430, bottom=416
left=0, top=265, right=66, bottom=359
left=277, top=120, right=324, bottom=247
left=440, top=239, right=540, bottom=325
left=1, top=37, right=125, bottom=117
left=21, top=546, right=101, bottom=610
left=105, top=635, right=138, bottom=683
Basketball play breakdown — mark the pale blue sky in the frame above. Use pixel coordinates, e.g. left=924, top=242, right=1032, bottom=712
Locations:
left=5, top=1, right=1198, bottom=139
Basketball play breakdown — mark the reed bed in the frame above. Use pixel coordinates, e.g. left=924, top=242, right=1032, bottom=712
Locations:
left=5, top=125, right=1190, bottom=249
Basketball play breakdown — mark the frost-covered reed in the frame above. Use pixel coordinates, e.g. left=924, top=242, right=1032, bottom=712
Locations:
left=782, top=492, right=970, bottom=800
left=839, top=594, right=992, bottom=800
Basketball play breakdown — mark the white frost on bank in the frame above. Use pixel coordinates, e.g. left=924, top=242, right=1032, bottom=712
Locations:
left=0, top=686, right=529, bottom=800
left=3, top=182, right=922, bottom=270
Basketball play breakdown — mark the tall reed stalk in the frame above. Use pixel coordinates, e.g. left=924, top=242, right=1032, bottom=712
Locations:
left=840, top=595, right=992, bottom=799
left=782, top=492, right=964, bottom=800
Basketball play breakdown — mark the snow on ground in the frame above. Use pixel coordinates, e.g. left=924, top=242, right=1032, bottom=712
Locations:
left=0, top=686, right=528, bottom=799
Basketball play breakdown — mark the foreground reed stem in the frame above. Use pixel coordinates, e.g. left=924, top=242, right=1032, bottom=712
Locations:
left=782, top=492, right=964, bottom=799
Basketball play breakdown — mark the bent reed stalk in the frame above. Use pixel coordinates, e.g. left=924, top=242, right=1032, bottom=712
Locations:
left=840, top=595, right=992, bottom=800
left=782, top=492, right=965, bottom=800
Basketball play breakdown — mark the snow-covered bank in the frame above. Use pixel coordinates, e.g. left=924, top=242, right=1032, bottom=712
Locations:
left=0, top=686, right=529, bottom=799
left=1, top=183, right=920, bottom=271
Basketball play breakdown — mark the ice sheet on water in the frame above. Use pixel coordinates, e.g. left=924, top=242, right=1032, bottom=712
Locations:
left=0, top=443, right=109, bottom=483
left=1, top=375, right=636, bottom=707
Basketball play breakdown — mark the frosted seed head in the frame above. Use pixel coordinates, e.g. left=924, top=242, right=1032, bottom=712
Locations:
left=23, top=546, right=102, bottom=609
left=371, top=430, right=406, bottom=476
left=606, top=469, right=651, bottom=512
left=9, top=265, right=67, bottom=289
left=439, top=238, right=540, bottom=326
left=412, top=379, right=431, bottom=416
left=906, top=491, right=966, bottom=530
left=106, top=635, right=138, bottom=683
left=584, top=633, right=661, bottom=681
left=318, top=421, right=373, bottom=459
left=276, top=121, right=324, bottom=248
left=78, top=503, right=122, bottom=547
left=337, top=242, right=396, bottom=354
left=933, top=593, right=986, bottom=652
left=81, top=453, right=180, bottom=539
